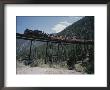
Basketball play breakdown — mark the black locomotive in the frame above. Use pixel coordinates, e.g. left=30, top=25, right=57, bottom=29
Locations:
left=24, top=29, right=48, bottom=39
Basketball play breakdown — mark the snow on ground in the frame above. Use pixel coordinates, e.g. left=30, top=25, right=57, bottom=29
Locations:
left=16, top=61, right=84, bottom=74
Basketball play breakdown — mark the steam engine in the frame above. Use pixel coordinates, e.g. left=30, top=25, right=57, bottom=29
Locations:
left=24, top=29, right=48, bottom=39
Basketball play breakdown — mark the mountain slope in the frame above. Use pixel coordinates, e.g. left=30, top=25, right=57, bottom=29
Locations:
left=58, top=16, right=94, bottom=40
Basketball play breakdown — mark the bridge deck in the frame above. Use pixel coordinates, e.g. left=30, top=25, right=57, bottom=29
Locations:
left=16, top=33, right=94, bottom=44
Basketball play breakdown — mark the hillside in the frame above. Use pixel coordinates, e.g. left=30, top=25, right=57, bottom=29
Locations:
left=58, top=16, right=94, bottom=40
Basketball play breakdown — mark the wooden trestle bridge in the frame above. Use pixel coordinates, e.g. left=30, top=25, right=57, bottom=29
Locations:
left=16, top=33, right=94, bottom=66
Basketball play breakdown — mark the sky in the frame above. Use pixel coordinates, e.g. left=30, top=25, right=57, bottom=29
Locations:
left=16, top=16, right=84, bottom=34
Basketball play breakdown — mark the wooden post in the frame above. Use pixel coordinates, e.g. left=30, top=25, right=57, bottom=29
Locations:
left=45, top=41, right=48, bottom=64
left=29, top=40, right=33, bottom=60
left=75, top=44, right=77, bottom=64
left=57, top=43, right=60, bottom=62
left=82, top=39, right=86, bottom=63
left=61, top=43, right=65, bottom=61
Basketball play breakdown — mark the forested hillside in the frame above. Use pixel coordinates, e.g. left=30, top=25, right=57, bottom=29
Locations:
left=58, top=16, right=94, bottom=40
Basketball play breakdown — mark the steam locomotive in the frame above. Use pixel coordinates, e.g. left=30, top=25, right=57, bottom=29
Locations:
left=24, top=29, right=48, bottom=39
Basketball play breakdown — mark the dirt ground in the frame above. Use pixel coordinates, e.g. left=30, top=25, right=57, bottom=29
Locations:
left=16, top=61, right=84, bottom=74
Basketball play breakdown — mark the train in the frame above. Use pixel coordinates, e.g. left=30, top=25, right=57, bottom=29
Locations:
left=24, top=29, right=48, bottom=38
left=24, top=29, right=77, bottom=41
